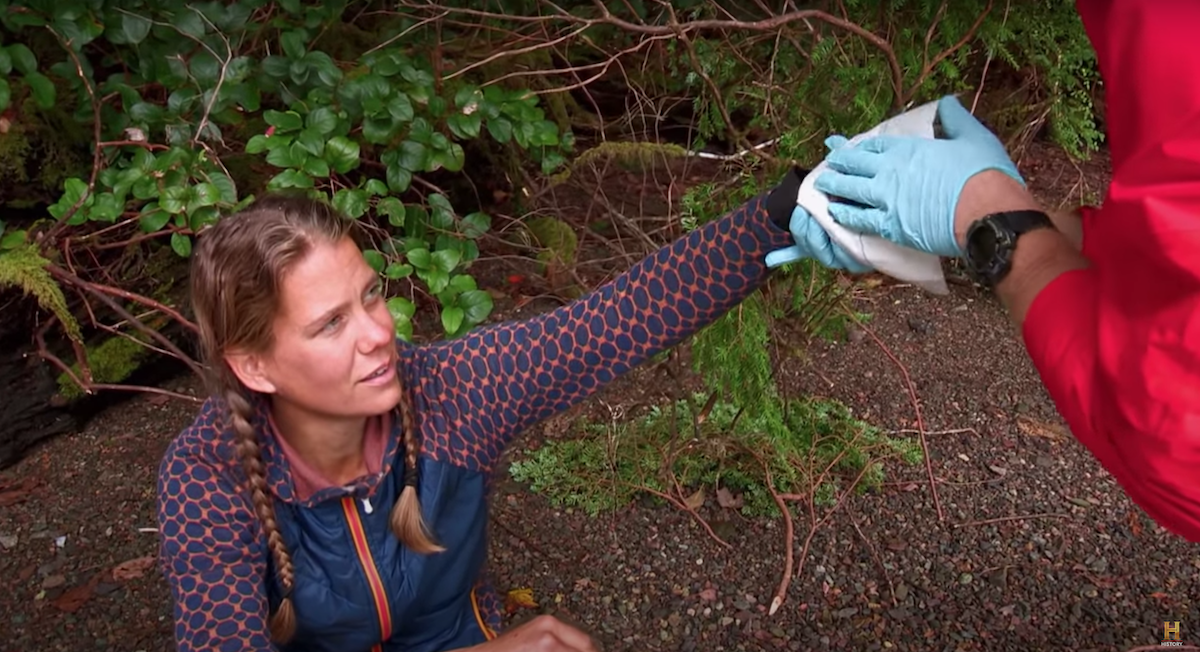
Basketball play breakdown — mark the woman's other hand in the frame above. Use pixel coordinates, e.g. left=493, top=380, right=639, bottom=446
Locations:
left=468, top=615, right=600, bottom=652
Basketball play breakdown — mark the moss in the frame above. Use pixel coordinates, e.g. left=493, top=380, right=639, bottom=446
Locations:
left=56, top=334, right=151, bottom=400
left=549, top=140, right=689, bottom=186
left=0, top=95, right=91, bottom=206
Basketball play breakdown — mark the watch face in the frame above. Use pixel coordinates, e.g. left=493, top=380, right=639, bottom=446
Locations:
left=967, top=220, right=998, bottom=265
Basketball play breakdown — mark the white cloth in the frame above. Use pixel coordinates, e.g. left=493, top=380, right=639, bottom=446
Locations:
left=797, top=100, right=950, bottom=295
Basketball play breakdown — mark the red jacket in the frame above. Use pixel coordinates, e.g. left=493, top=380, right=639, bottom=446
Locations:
left=1023, top=0, right=1200, bottom=541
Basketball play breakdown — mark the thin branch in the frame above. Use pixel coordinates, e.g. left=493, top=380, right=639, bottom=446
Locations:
left=46, top=264, right=203, bottom=378
left=952, top=512, right=1071, bottom=529
left=44, top=27, right=103, bottom=240
left=846, top=309, right=944, bottom=522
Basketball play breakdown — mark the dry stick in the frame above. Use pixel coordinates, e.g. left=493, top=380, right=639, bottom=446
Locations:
left=846, top=310, right=945, bottom=522
left=903, top=0, right=994, bottom=106
left=952, top=512, right=1071, bottom=529
left=47, top=263, right=199, bottom=336
left=628, top=481, right=733, bottom=549
left=849, top=513, right=898, bottom=608
left=46, top=264, right=204, bottom=378
left=401, top=0, right=906, bottom=110
left=44, top=27, right=103, bottom=240
left=761, top=459, right=793, bottom=616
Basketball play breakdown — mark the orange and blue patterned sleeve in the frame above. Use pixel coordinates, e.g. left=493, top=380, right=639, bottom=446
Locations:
left=156, top=421, right=275, bottom=652
left=413, top=169, right=803, bottom=473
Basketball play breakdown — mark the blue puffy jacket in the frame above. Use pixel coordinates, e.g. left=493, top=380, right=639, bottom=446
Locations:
left=155, top=172, right=802, bottom=652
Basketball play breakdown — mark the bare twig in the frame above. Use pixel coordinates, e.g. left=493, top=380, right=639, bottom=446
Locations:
left=845, top=309, right=944, bottom=522
left=952, top=512, right=1071, bottom=529
left=46, top=264, right=203, bottom=378
left=44, top=27, right=103, bottom=240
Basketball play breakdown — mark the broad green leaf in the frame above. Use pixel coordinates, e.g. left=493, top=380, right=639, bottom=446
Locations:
left=171, top=232, right=193, bottom=257
left=362, top=116, right=395, bottom=144
left=532, top=120, right=560, bottom=146
left=7, top=44, right=36, bottom=75
left=397, top=141, right=428, bottom=171
left=454, top=85, right=481, bottom=109
left=440, top=144, right=466, bottom=173
left=423, top=269, right=449, bottom=294
left=461, top=212, right=491, bottom=238
left=189, top=205, right=220, bottom=231
left=266, top=145, right=298, bottom=168
left=387, top=295, right=416, bottom=320
left=160, top=186, right=189, bottom=214
left=208, top=172, right=238, bottom=204
left=139, top=209, right=171, bottom=233
left=377, top=197, right=405, bottom=226
left=0, top=49, right=11, bottom=75
left=441, top=306, right=464, bottom=335
left=0, top=79, right=9, bottom=112
left=429, top=194, right=454, bottom=230
left=25, top=73, right=55, bottom=109
left=541, top=152, right=567, bottom=175
left=447, top=112, right=482, bottom=139
left=388, top=296, right=415, bottom=341
left=303, top=157, right=330, bottom=178
left=90, top=192, right=123, bottom=222
left=132, top=176, right=159, bottom=200
left=172, top=9, right=206, bottom=38
left=190, top=51, right=220, bottom=86
left=428, top=96, right=447, bottom=118
left=361, top=248, right=385, bottom=272
left=449, top=274, right=477, bottom=293
left=431, top=248, right=462, bottom=273
left=245, top=134, right=271, bottom=154
left=384, top=263, right=413, bottom=279
left=296, top=129, right=325, bottom=157
left=130, top=102, right=165, bottom=124
left=459, top=289, right=494, bottom=324
left=487, top=117, right=513, bottom=143
left=268, top=169, right=313, bottom=189
left=365, top=179, right=389, bottom=196
left=386, top=163, right=411, bottom=193
left=406, top=247, right=431, bottom=269
left=280, top=29, right=307, bottom=60
left=324, top=136, right=360, bottom=174
left=307, top=106, right=338, bottom=135
left=388, top=93, right=414, bottom=122
left=264, top=109, right=303, bottom=132
left=332, top=188, right=369, bottom=219
left=190, top=183, right=222, bottom=211
left=372, top=53, right=403, bottom=77
left=1, top=228, right=27, bottom=249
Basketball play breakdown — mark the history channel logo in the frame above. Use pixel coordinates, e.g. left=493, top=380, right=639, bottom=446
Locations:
left=1161, top=621, right=1183, bottom=647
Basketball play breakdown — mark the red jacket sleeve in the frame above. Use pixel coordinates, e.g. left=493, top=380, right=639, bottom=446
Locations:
left=1022, top=0, right=1200, bottom=542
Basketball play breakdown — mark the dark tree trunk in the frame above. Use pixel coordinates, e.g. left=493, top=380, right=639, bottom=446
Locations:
left=0, top=341, right=78, bottom=469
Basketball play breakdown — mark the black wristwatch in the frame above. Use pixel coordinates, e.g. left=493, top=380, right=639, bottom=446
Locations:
left=963, top=209, right=1056, bottom=287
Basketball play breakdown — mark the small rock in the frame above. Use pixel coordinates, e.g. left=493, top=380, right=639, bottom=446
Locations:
left=719, top=616, right=734, bottom=627
left=0, top=534, right=17, bottom=549
left=42, top=575, right=66, bottom=589
left=895, top=583, right=909, bottom=601
left=835, top=607, right=858, bottom=619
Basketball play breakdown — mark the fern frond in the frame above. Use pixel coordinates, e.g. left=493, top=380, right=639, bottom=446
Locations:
left=0, top=244, right=81, bottom=344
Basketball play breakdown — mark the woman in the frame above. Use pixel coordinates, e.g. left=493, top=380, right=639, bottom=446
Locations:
left=156, top=165, right=850, bottom=651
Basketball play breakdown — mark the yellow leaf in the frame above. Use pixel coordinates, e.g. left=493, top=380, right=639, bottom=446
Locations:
left=504, top=587, right=538, bottom=614
left=684, top=487, right=705, bottom=510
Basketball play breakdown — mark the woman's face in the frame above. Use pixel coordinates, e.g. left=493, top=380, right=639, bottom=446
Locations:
left=231, top=235, right=402, bottom=420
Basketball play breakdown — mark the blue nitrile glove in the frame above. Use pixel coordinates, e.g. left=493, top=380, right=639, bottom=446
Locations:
left=765, top=203, right=873, bottom=272
left=813, top=95, right=1024, bottom=258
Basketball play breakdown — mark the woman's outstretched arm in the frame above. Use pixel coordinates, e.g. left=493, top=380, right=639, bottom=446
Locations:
left=408, top=169, right=803, bottom=473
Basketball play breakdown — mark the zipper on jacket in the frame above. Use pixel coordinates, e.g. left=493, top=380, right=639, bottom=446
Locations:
left=340, top=496, right=393, bottom=650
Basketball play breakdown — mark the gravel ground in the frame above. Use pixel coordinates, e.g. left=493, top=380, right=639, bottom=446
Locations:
left=2, top=142, right=1198, bottom=651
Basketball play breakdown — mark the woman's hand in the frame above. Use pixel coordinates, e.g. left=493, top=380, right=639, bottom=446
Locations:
left=467, top=615, right=600, bottom=652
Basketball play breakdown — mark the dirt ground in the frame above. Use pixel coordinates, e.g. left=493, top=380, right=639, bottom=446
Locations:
left=2, top=141, right=1198, bottom=652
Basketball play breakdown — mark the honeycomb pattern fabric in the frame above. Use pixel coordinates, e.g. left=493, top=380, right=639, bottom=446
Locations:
left=156, top=182, right=798, bottom=652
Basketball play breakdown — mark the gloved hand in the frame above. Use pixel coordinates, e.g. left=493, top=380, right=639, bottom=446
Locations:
left=765, top=203, right=873, bottom=272
left=813, top=95, right=1025, bottom=258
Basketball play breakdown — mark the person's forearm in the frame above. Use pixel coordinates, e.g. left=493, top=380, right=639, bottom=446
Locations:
left=953, top=172, right=1090, bottom=325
